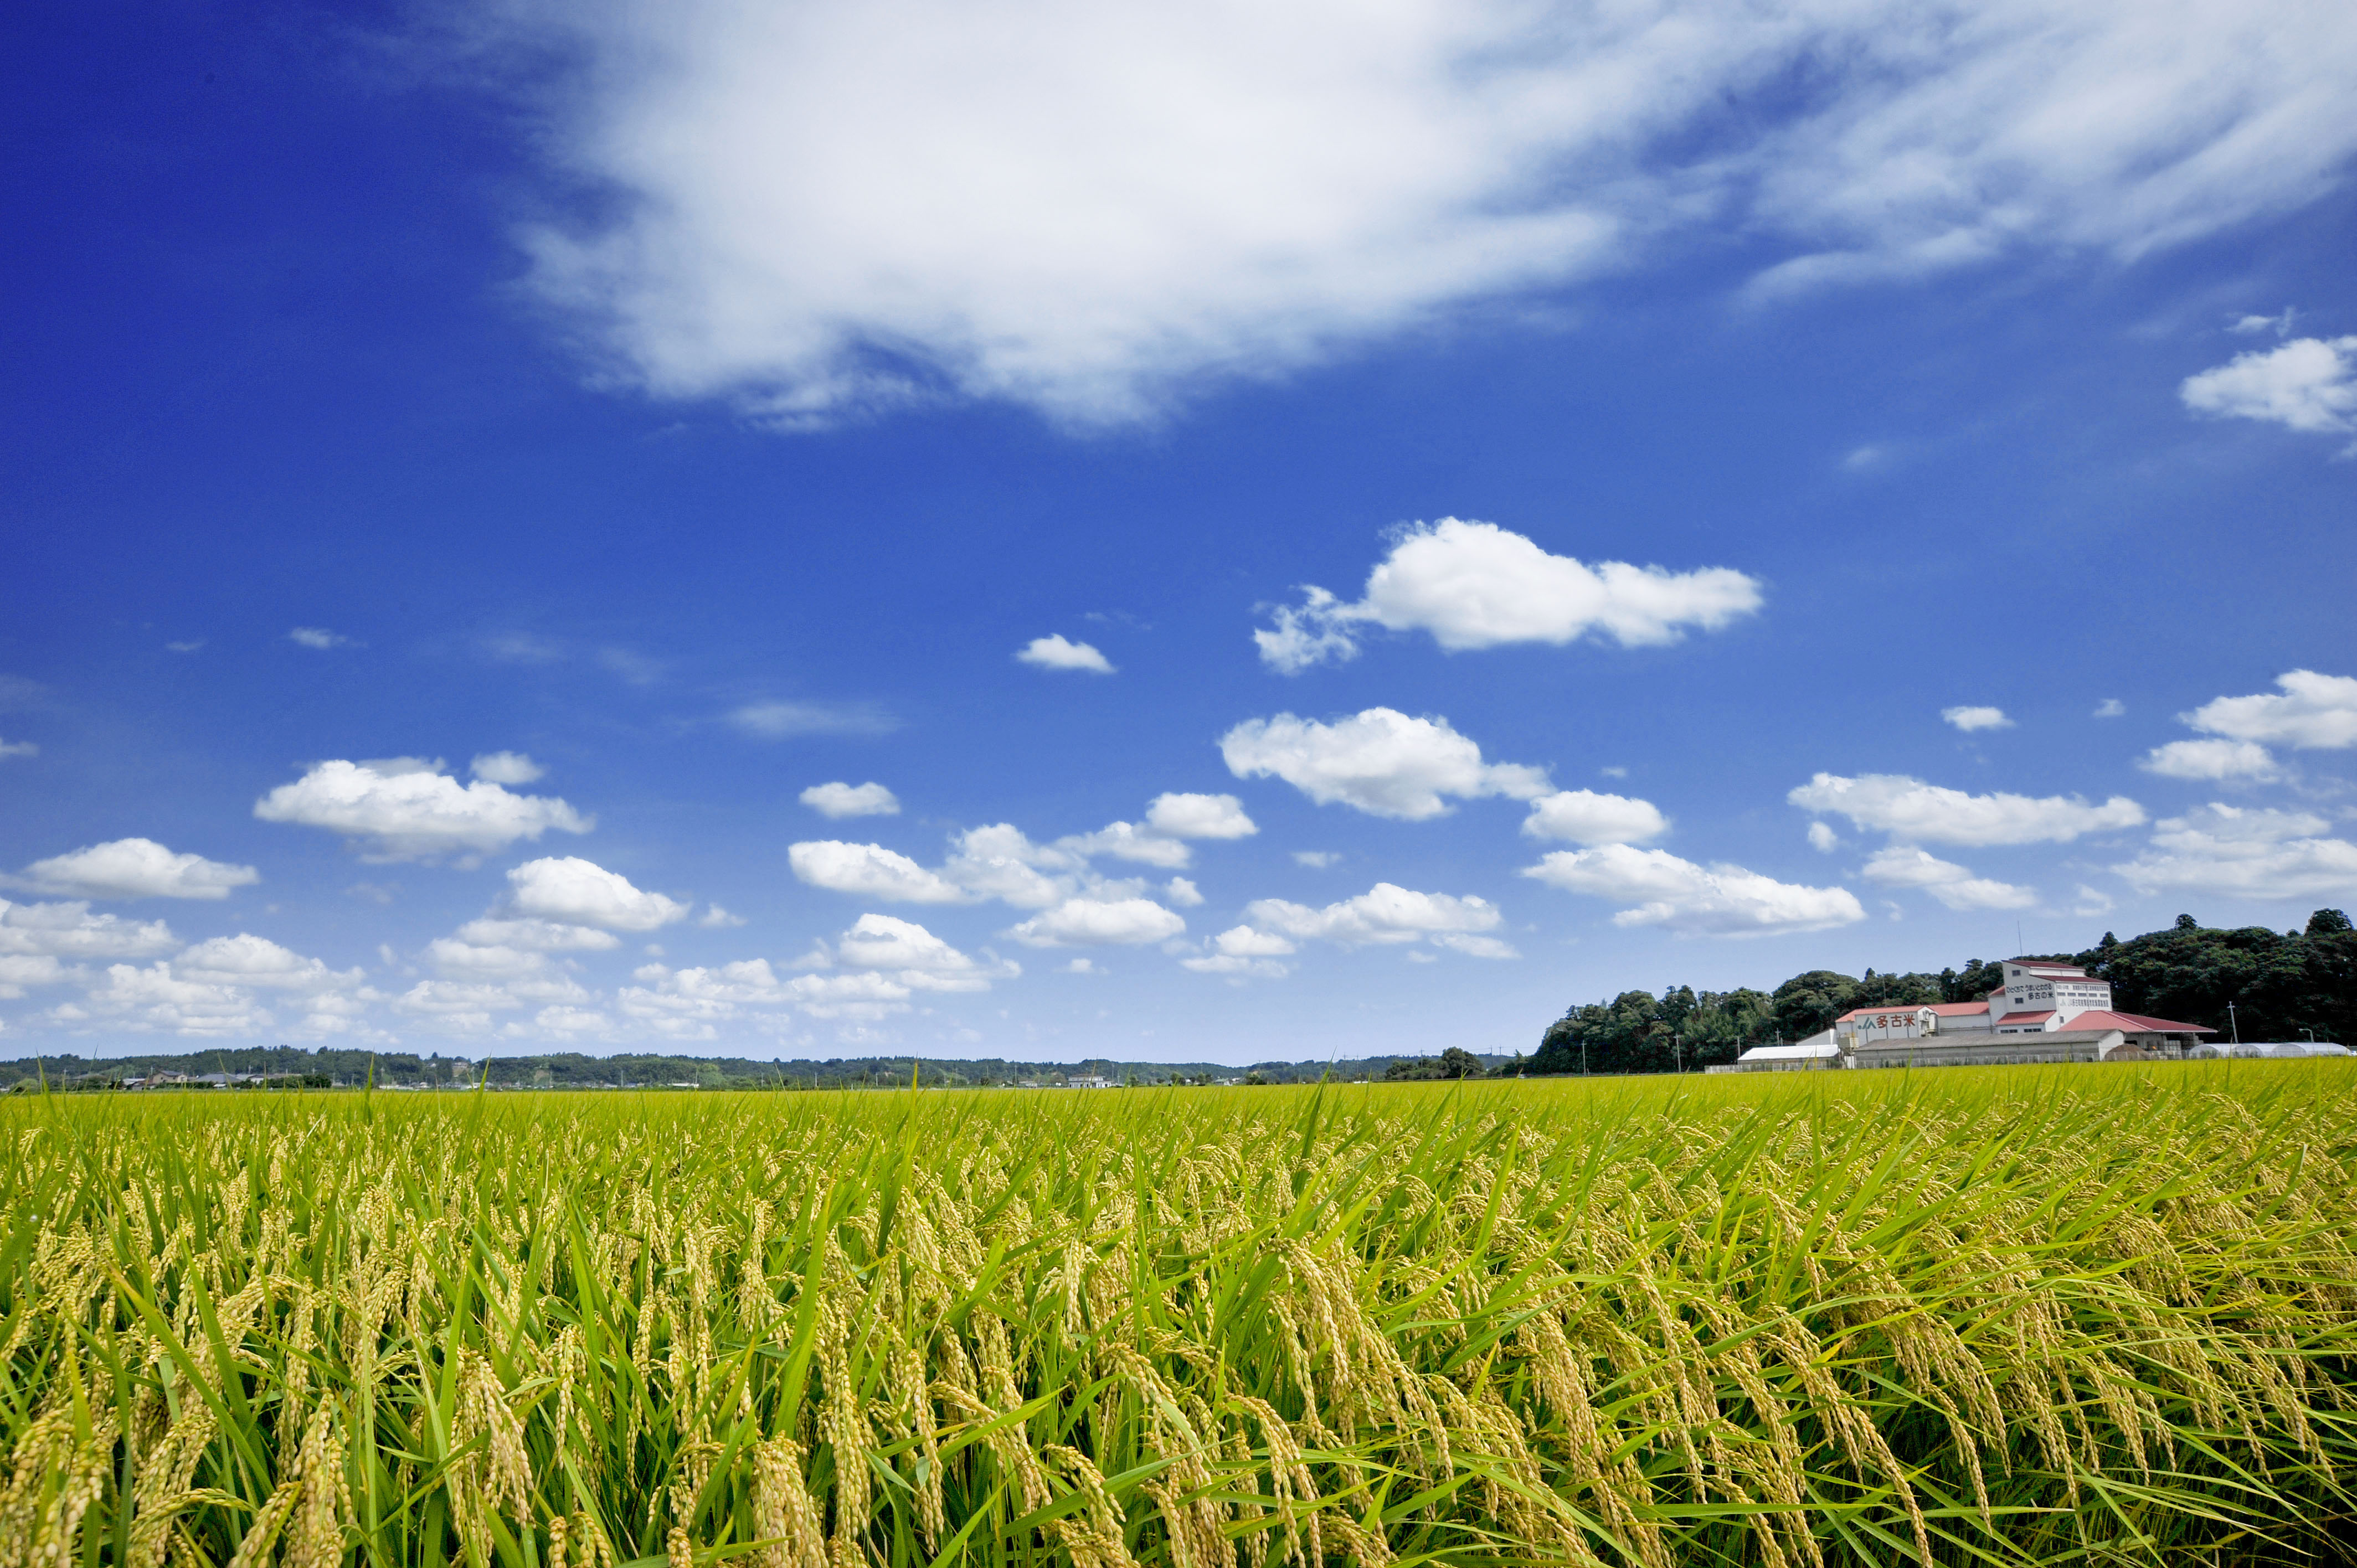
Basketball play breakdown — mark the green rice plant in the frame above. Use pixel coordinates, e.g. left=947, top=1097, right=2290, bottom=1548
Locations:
left=2, top=1061, right=2354, bottom=1566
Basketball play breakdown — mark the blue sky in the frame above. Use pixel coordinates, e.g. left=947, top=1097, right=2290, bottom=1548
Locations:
left=5, top=0, right=2355, bottom=1062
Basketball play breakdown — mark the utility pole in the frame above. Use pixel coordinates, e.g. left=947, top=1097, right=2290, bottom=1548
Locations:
left=1672, top=1033, right=1682, bottom=1074
left=2227, top=1000, right=2240, bottom=1046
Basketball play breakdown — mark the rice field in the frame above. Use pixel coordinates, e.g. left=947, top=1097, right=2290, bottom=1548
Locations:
left=3, top=1064, right=2354, bottom=1568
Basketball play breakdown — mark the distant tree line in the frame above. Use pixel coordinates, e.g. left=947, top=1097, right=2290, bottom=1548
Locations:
left=1527, top=909, right=2354, bottom=1075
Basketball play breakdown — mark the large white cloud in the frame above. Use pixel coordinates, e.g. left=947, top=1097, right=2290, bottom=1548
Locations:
left=1520, top=789, right=1668, bottom=845
left=2182, top=670, right=2357, bottom=750
left=2181, top=338, right=2357, bottom=437
left=253, top=759, right=592, bottom=862
left=1258, top=520, right=1761, bottom=672
left=940, top=825, right=1077, bottom=907
left=175, top=934, right=366, bottom=991
left=1004, top=898, right=1186, bottom=948
left=1243, top=883, right=1501, bottom=947
left=69, top=963, right=271, bottom=1037
left=15, top=838, right=259, bottom=901
left=800, top=781, right=902, bottom=818
left=0, top=899, right=177, bottom=961
left=506, top=856, right=689, bottom=931
left=1788, top=772, right=2145, bottom=846
left=831, top=912, right=1010, bottom=992
left=789, top=840, right=972, bottom=904
left=1523, top=845, right=1864, bottom=936
left=1221, top=708, right=1548, bottom=819
left=1859, top=846, right=2036, bottom=911
left=1144, top=792, right=1256, bottom=840
left=2113, top=804, right=2357, bottom=900
left=487, top=0, right=2357, bottom=426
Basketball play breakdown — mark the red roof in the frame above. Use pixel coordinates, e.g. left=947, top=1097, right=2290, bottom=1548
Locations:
left=1995, top=1010, right=2055, bottom=1027
left=1924, top=1001, right=1990, bottom=1015
left=2066, top=1010, right=2215, bottom=1035
left=1834, top=1000, right=1990, bottom=1023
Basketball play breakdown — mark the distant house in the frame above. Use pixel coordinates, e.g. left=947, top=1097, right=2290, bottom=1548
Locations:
left=1066, top=1075, right=1115, bottom=1089
left=1720, top=957, right=2215, bottom=1071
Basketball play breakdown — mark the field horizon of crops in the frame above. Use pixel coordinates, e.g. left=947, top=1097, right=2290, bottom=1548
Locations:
left=3, top=1064, right=2355, bottom=1567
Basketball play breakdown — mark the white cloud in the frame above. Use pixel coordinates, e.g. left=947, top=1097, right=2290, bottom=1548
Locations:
left=833, top=912, right=1009, bottom=991
left=1064, top=957, right=1098, bottom=973
left=1291, top=850, right=1340, bottom=868
left=1520, top=789, right=1668, bottom=845
left=1244, top=883, right=1501, bottom=947
left=1221, top=707, right=1547, bottom=819
left=1788, top=772, right=2145, bottom=847
left=288, top=627, right=354, bottom=650
left=698, top=905, right=747, bottom=928
left=1941, top=705, right=2012, bottom=733
left=1154, top=878, right=1198, bottom=909
left=728, top=701, right=897, bottom=738
left=488, top=0, right=2357, bottom=426
left=2093, top=698, right=2126, bottom=718
left=1181, top=926, right=1295, bottom=977
left=1016, top=635, right=1115, bottom=674
left=2114, top=803, right=2357, bottom=900
left=1208, top=924, right=1296, bottom=958
left=940, top=824, right=1076, bottom=907
left=2231, top=308, right=2296, bottom=337
left=0, top=736, right=35, bottom=759
left=0, top=955, right=67, bottom=998
left=452, top=916, right=622, bottom=952
left=1056, top=821, right=1193, bottom=868
left=2138, top=739, right=2279, bottom=782
left=1144, top=792, right=1255, bottom=840
left=1257, top=520, right=1760, bottom=672
left=15, top=838, right=259, bottom=901
left=72, top=963, right=271, bottom=1036
left=0, top=900, right=177, bottom=961
left=470, top=751, right=547, bottom=785
left=254, top=759, right=592, bottom=863
left=1806, top=821, right=1841, bottom=853
left=1522, top=845, right=1864, bottom=936
left=2182, top=670, right=2357, bottom=750
left=1433, top=932, right=1521, bottom=960
left=623, top=956, right=921, bottom=1024
left=529, top=1005, right=612, bottom=1035
left=506, top=856, right=689, bottom=931
left=2180, top=337, right=2357, bottom=436
left=1859, top=846, right=2036, bottom=911
left=175, top=934, right=366, bottom=991
left=1005, top=898, right=1186, bottom=948
left=790, top=840, right=972, bottom=904
left=800, top=781, right=902, bottom=818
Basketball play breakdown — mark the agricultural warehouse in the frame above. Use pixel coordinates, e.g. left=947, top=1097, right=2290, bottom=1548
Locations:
left=5, top=1065, right=2357, bottom=1566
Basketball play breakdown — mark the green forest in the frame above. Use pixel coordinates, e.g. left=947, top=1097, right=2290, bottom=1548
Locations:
left=1527, top=907, right=2356, bottom=1075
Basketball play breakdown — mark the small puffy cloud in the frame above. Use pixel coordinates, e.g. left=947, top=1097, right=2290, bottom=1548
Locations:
left=1144, top=792, right=1255, bottom=839
left=1181, top=926, right=1294, bottom=978
left=729, top=700, right=897, bottom=738
left=1257, top=519, right=1761, bottom=672
left=1806, top=821, right=1841, bottom=853
left=1016, top=635, right=1115, bottom=674
left=1207, top=924, right=1296, bottom=958
left=166, top=641, right=204, bottom=654
left=942, top=825, right=1075, bottom=907
left=1859, top=847, right=2036, bottom=911
left=1057, top=821, right=1193, bottom=868
left=790, top=840, right=971, bottom=904
left=1221, top=708, right=1547, bottom=820
left=1941, top=705, right=2012, bottom=733
left=1005, top=897, right=1185, bottom=948
left=2183, top=669, right=2357, bottom=750
left=470, top=751, right=547, bottom=785
left=0, top=736, right=35, bottom=759
left=288, top=627, right=355, bottom=649
left=1291, top=850, right=1340, bottom=868
left=834, top=912, right=1008, bottom=991
left=1163, top=876, right=1203, bottom=907
left=1243, top=883, right=1500, bottom=947
left=698, top=905, right=747, bottom=928
left=2113, top=804, right=2357, bottom=900
left=1788, top=773, right=2144, bottom=847
left=2231, top=308, right=2296, bottom=337
left=506, top=857, right=689, bottom=931
left=801, top=781, right=901, bottom=818
left=254, top=759, right=592, bottom=863
left=1520, top=789, right=1667, bottom=845
left=2138, top=739, right=2280, bottom=782
left=2094, top=699, right=2126, bottom=718
left=1522, top=846, right=1864, bottom=937
left=16, top=838, right=259, bottom=901
left=0, top=899, right=177, bottom=960
left=175, top=934, right=365, bottom=991
left=2180, top=336, right=2357, bottom=436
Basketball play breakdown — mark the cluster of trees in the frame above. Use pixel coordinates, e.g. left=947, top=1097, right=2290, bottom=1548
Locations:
left=1382, top=1047, right=1486, bottom=1080
left=1529, top=909, right=2353, bottom=1076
